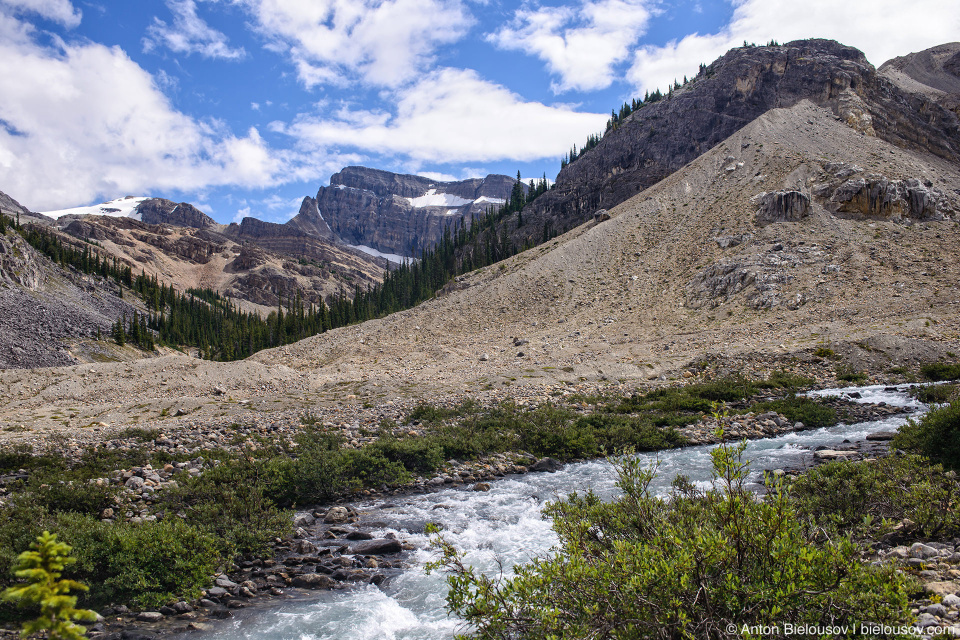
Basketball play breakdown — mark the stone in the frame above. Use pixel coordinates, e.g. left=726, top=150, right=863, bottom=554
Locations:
left=293, top=513, right=316, bottom=528
left=911, top=543, right=941, bottom=559
left=206, top=587, right=228, bottom=598
left=916, top=612, right=940, bottom=629
left=923, top=603, right=948, bottom=617
left=291, top=573, right=338, bottom=590
left=345, top=531, right=374, bottom=541
left=866, top=431, right=897, bottom=441
left=351, top=539, right=403, bottom=555
left=942, top=594, right=960, bottom=608
left=473, top=482, right=492, bottom=491
left=124, top=476, right=145, bottom=490
left=100, top=508, right=114, bottom=519
left=530, top=457, right=562, bottom=473
left=923, top=581, right=960, bottom=597
left=136, top=612, right=164, bottom=623
left=158, top=606, right=177, bottom=616
left=215, top=576, right=239, bottom=589
left=172, top=601, right=194, bottom=614
left=324, top=507, right=350, bottom=524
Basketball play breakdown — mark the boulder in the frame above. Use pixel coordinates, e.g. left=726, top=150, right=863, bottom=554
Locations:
left=136, top=612, right=164, bottom=623
left=530, top=457, right=563, bottom=473
left=351, top=539, right=403, bottom=555
left=291, top=573, right=338, bottom=590
left=323, top=506, right=350, bottom=524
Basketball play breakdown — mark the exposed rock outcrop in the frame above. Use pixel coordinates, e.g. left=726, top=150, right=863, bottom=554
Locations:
left=297, top=167, right=520, bottom=257
left=754, top=191, right=810, bottom=225
left=137, top=198, right=216, bottom=229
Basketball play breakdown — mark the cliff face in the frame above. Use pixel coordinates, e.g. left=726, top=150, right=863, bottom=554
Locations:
left=137, top=198, right=217, bottom=229
left=519, top=39, right=960, bottom=239
left=291, top=167, right=520, bottom=256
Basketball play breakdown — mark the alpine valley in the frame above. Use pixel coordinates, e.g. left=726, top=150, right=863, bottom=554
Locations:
left=1, top=38, right=960, bottom=640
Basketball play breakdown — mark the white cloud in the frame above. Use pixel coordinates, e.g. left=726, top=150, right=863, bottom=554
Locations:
left=488, top=0, right=652, bottom=93
left=236, top=0, right=473, bottom=87
left=417, top=171, right=459, bottom=182
left=144, top=0, right=245, bottom=60
left=0, top=0, right=80, bottom=27
left=0, top=17, right=282, bottom=210
left=232, top=205, right=251, bottom=223
left=628, top=0, right=960, bottom=95
left=277, top=68, right=608, bottom=163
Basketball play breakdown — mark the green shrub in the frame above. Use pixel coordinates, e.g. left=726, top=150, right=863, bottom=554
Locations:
left=893, top=399, right=960, bottom=470
left=790, top=454, right=960, bottom=539
left=836, top=367, right=868, bottom=384
left=748, top=395, right=838, bottom=429
left=55, top=513, right=219, bottom=609
left=913, top=384, right=957, bottom=404
left=921, top=362, right=960, bottom=382
left=368, top=436, right=445, bottom=474
left=162, top=456, right=292, bottom=559
left=757, top=370, right=815, bottom=391
left=27, top=479, right=117, bottom=517
left=429, top=442, right=912, bottom=638
left=814, top=346, right=837, bottom=359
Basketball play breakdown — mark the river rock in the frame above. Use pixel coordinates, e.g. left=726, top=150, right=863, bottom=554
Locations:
left=136, top=612, right=164, bottom=623
left=292, top=573, right=338, bottom=589
left=530, top=457, right=562, bottom=473
left=351, top=539, right=403, bottom=555
left=473, top=482, right=491, bottom=491
left=294, top=512, right=316, bottom=528
left=324, top=507, right=349, bottom=523
left=865, top=431, right=897, bottom=441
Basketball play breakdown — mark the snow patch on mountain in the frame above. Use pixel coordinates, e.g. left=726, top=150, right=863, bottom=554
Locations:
left=41, top=196, right=150, bottom=220
left=350, top=244, right=410, bottom=264
left=474, top=196, right=506, bottom=206
left=406, top=189, right=473, bottom=208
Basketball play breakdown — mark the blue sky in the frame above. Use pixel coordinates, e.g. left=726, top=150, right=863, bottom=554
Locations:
left=0, top=0, right=957, bottom=224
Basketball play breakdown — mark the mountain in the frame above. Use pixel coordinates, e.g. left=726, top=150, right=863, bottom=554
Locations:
left=507, top=39, right=960, bottom=246
left=880, top=42, right=960, bottom=114
left=1, top=39, right=959, bottom=409
left=291, top=167, right=521, bottom=257
left=249, top=98, right=960, bottom=391
left=47, top=202, right=387, bottom=313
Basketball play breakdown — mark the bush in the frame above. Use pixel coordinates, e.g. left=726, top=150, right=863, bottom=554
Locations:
left=162, top=455, right=292, bottom=559
left=368, top=436, right=445, bottom=475
left=913, top=384, right=957, bottom=404
left=429, top=442, right=912, bottom=638
left=55, top=513, right=219, bottom=609
left=790, top=454, right=960, bottom=539
left=27, top=479, right=117, bottom=517
left=748, top=395, right=839, bottom=429
left=921, top=362, right=960, bottom=382
left=893, top=399, right=960, bottom=470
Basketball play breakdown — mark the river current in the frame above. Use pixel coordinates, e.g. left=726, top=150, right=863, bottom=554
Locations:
left=188, top=384, right=928, bottom=640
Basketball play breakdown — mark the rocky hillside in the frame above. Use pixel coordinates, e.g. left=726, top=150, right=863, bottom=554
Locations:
left=511, top=39, right=960, bottom=245
left=0, top=192, right=141, bottom=368
left=294, top=167, right=521, bottom=257
left=880, top=42, right=960, bottom=115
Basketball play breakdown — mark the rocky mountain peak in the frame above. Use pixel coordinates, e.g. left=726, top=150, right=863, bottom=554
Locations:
left=311, top=168, right=521, bottom=257
left=516, top=38, right=960, bottom=243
